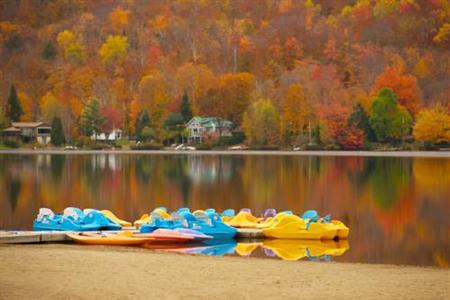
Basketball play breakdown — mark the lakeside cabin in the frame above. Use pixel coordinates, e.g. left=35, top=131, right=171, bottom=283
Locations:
left=186, top=117, right=233, bottom=144
left=3, top=122, right=52, bottom=144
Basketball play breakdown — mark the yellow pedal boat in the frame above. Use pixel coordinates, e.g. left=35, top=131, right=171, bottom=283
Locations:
left=101, top=210, right=132, bottom=227
left=262, top=214, right=349, bottom=240
left=262, top=239, right=349, bottom=261
left=67, top=231, right=153, bottom=246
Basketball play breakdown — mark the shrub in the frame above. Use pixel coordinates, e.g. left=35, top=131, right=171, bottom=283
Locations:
left=3, top=139, right=20, bottom=148
left=88, top=143, right=112, bottom=150
left=73, top=136, right=93, bottom=148
left=305, top=143, right=322, bottom=150
left=324, top=143, right=341, bottom=150
left=130, top=143, right=163, bottom=150
left=337, top=126, right=365, bottom=150
left=196, top=143, right=212, bottom=150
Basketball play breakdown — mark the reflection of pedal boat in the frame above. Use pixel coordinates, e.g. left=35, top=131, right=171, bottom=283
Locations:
left=262, top=239, right=349, bottom=261
left=262, top=214, right=349, bottom=240
left=67, top=232, right=152, bottom=246
left=234, top=242, right=260, bottom=256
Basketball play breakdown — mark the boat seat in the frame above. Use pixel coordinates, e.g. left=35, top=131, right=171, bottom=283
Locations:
left=193, top=211, right=212, bottom=226
left=302, top=210, right=318, bottom=220
left=64, top=207, right=84, bottom=220
left=36, top=208, right=55, bottom=222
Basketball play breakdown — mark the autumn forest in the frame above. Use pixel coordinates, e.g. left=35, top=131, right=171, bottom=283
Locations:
left=0, top=0, right=449, bottom=149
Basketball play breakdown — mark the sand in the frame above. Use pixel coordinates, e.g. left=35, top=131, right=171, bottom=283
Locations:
left=0, top=244, right=448, bottom=300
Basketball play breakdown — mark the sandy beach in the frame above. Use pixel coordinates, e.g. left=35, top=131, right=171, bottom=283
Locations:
left=0, top=244, right=448, bottom=300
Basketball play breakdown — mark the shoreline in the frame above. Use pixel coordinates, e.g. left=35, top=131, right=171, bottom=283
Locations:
left=0, top=244, right=448, bottom=299
left=0, top=149, right=449, bottom=158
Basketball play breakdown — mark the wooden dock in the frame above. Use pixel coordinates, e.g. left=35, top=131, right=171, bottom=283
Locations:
left=0, top=228, right=263, bottom=244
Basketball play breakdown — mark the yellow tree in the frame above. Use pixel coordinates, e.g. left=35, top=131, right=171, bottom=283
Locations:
left=18, top=92, right=33, bottom=121
left=281, top=83, right=312, bottom=143
left=413, top=104, right=450, bottom=143
left=138, top=72, right=170, bottom=140
left=56, top=30, right=85, bottom=63
left=40, top=92, right=62, bottom=123
left=99, top=35, right=128, bottom=65
left=242, top=99, right=280, bottom=146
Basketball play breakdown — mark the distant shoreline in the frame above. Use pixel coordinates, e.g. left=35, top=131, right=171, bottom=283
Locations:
left=0, top=149, right=449, bottom=158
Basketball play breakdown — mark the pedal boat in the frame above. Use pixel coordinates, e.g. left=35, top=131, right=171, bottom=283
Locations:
left=67, top=231, right=153, bottom=246
left=262, top=214, right=349, bottom=240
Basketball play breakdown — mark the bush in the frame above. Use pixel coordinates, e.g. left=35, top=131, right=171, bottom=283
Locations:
left=130, top=142, right=163, bottom=150
left=196, top=143, right=212, bottom=150
left=88, top=143, right=112, bottom=150
left=305, top=143, right=322, bottom=150
left=3, top=139, right=20, bottom=148
left=324, top=143, right=341, bottom=150
left=73, top=136, right=93, bottom=148
left=249, top=144, right=279, bottom=150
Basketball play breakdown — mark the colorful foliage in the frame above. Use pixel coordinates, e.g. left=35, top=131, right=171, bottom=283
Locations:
left=413, top=104, right=450, bottom=143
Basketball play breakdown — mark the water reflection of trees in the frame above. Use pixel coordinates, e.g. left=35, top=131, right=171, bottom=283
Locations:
left=0, top=154, right=449, bottom=267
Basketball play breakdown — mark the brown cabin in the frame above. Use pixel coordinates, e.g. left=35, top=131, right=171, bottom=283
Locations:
left=3, top=122, right=52, bottom=144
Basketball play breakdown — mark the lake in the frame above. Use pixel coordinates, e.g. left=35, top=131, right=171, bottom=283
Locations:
left=0, top=153, right=448, bottom=267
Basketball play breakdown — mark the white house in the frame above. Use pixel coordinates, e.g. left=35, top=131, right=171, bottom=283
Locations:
left=91, top=128, right=123, bottom=141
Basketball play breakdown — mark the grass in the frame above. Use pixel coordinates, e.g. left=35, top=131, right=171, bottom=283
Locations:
left=0, top=143, right=11, bottom=150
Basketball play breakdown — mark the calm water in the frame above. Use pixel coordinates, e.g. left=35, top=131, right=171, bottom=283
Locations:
left=0, top=153, right=449, bottom=267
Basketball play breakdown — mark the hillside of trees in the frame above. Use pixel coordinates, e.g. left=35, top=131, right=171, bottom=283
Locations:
left=0, top=0, right=449, bottom=149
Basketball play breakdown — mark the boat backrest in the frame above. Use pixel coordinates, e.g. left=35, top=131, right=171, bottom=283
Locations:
left=63, top=207, right=84, bottom=220
left=149, top=212, right=164, bottom=223
left=205, top=208, right=216, bottom=214
left=221, top=209, right=235, bottom=217
left=322, top=214, right=331, bottom=223
left=155, top=206, right=168, bottom=213
left=171, top=212, right=188, bottom=227
left=193, top=211, right=212, bottom=226
left=264, top=209, right=277, bottom=219
left=301, top=210, right=318, bottom=220
left=177, top=207, right=190, bottom=214
left=179, top=211, right=196, bottom=222
left=83, top=208, right=95, bottom=215
left=240, top=208, right=252, bottom=214
left=36, top=208, right=55, bottom=221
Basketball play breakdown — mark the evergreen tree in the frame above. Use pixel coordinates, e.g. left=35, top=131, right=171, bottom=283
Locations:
left=79, top=99, right=105, bottom=137
left=41, top=41, right=57, bottom=60
left=135, top=110, right=151, bottom=141
left=50, top=117, right=65, bottom=146
left=348, top=103, right=376, bottom=142
left=6, top=85, right=22, bottom=122
left=180, top=93, right=193, bottom=123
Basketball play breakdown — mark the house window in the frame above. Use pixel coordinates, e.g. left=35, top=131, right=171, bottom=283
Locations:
left=37, top=128, right=51, bottom=134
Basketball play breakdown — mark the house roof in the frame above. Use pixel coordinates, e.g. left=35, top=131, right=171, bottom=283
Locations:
left=11, top=122, right=50, bottom=128
left=187, top=117, right=233, bottom=128
left=3, top=127, right=21, bottom=132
